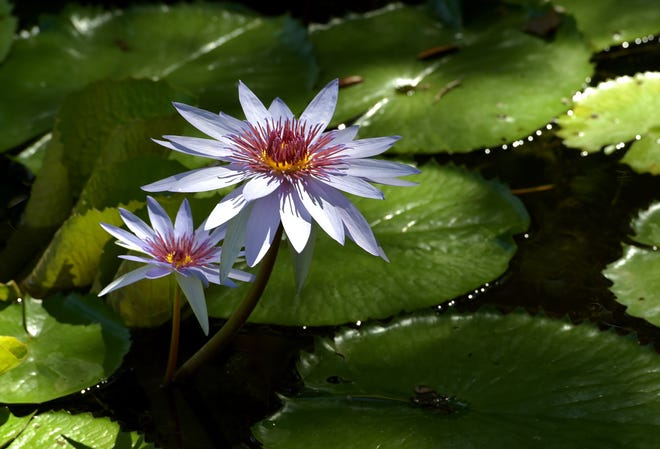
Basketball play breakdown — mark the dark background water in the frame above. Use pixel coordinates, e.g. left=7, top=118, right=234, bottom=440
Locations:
left=4, top=1, right=660, bottom=448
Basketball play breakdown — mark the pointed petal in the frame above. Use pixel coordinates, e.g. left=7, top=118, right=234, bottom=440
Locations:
left=368, top=177, right=419, bottom=186
left=325, top=125, right=359, bottom=145
left=337, top=198, right=381, bottom=257
left=98, top=265, right=155, bottom=296
left=219, top=205, right=250, bottom=281
left=173, top=102, right=245, bottom=140
left=238, top=80, right=271, bottom=125
left=318, top=173, right=385, bottom=199
left=157, top=135, right=233, bottom=160
left=345, top=159, right=420, bottom=181
left=175, top=273, right=209, bottom=335
left=279, top=189, right=312, bottom=253
left=173, top=198, right=194, bottom=239
left=299, top=79, right=338, bottom=129
left=242, top=175, right=282, bottom=201
left=144, top=265, right=172, bottom=279
left=227, top=267, right=255, bottom=284
left=206, top=186, right=248, bottom=230
left=268, top=97, right=294, bottom=121
left=336, top=136, right=401, bottom=159
left=100, top=223, right=148, bottom=253
left=297, top=179, right=345, bottom=244
left=142, top=167, right=244, bottom=193
left=118, top=254, right=158, bottom=264
left=245, top=195, right=281, bottom=266
left=291, top=224, right=317, bottom=293
left=119, top=208, right=155, bottom=242
left=146, top=196, right=174, bottom=238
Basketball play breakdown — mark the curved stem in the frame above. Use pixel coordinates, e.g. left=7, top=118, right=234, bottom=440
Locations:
left=163, top=284, right=182, bottom=386
left=174, top=224, right=284, bottom=382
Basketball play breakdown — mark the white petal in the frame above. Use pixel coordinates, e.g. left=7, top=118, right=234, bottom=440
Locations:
left=291, top=224, right=317, bottom=293
left=98, top=265, right=156, bottom=296
left=242, top=175, right=282, bottom=201
left=100, top=223, right=148, bottom=253
left=227, top=267, right=255, bottom=284
left=175, top=273, right=209, bottom=335
left=146, top=196, right=174, bottom=238
left=268, top=97, right=294, bottom=121
left=345, top=159, right=420, bottom=181
left=142, top=166, right=244, bottom=193
left=173, top=102, right=244, bottom=140
left=336, top=136, right=401, bottom=159
left=219, top=205, right=250, bottom=281
left=174, top=198, right=194, bottom=239
left=368, top=177, right=419, bottom=187
left=319, top=174, right=385, bottom=199
left=245, top=195, right=281, bottom=266
left=299, top=79, right=338, bottom=129
left=158, top=135, right=233, bottom=160
left=279, top=189, right=312, bottom=253
left=206, top=186, right=248, bottom=230
left=119, top=208, right=155, bottom=242
left=325, top=125, right=359, bottom=145
left=297, top=180, right=345, bottom=244
left=238, top=80, right=271, bottom=125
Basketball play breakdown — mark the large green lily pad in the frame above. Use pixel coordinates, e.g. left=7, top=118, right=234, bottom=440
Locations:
left=556, top=72, right=660, bottom=174
left=553, top=0, right=660, bottom=51
left=2, top=410, right=157, bottom=448
left=604, top=201, right=660, bottom=326
left=310, top=3, right=592, bottom=153
left=254, top=311, right=660, bottom=448
left=207, top=163, right=529, bottom=326
left=0, top=2, right=316, bottom=152
left=0, top=294, right=130, bottom=404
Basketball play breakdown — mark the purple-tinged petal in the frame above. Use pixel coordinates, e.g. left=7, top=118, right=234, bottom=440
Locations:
left=206, top=186, right=248, bottom=230
left=368, top=177, right=419, bottom=187
left=144, top=265, right=172, bottom=279
left=291, top=224, right=317, bottom=293
left=325, top=125, right=359, bottom=145
left=147, top=196, right=174, bottom=238
left=97, top=265, right=155, bottom=296
left=173, top=198, right=194, bottom=240
left=245, top=195, right=281, bottom=266
left=238, top=80, right=271, bottom=125
left=297, top=179, right=345, bottom=244
left=219, top=205, right=250, bottom=281
left=119, top=208, right=155, bottom=242
left=242, top=175, right=282, bottom=202
left=268, top=98, right=294, bottom=121
left=327, top=190, right=382, bottom=257
left=158, top=135, right=234, bottom=160
left=336, top=136, right=401, bottom=159
left=142, top=166, right=244, bottom=193
left=227, top=267, right=255, bottom=284
left=299, top=79, right=338, bottom=129
left=345, top=159, right=420, bottom=181
left=118, top=254, right=158, bottom=264
left=197, top=222, right=227, bottom=247
left=279, top=189, right=312, bottom=253
left=175, top=273, right=209, bottom=335
left=100, top=223, right=149, bottom=253
left=173, top=102, right=244, bottom=140
left=318, top=173, right=385, bottom=200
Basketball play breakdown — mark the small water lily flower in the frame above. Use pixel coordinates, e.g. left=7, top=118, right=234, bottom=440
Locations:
left=143, top=79, right=419, bottom=279
left=98, top=196, right=253, bottom=335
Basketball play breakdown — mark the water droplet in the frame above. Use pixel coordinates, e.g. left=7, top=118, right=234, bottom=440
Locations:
left=635, top=134, right=642, bottom=140
left=580, top=151, right=589, bottom=157
left=535, top=130, right=542, bottom=136
left=484, top=148, right=491, bottom=155
left=622, top=41, right=629, bottom=48
left=501, top=144, right=508, bottom=150
left=337, top=124, right=346, bottom=130
left=355, top=320, right=362, bottom=327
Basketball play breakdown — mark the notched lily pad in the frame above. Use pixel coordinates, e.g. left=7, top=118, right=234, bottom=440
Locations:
left=604, top=201, right=660, bottom=326
left=254, top=311, right=660, bottom=448
left=207, top=163, right=529, bottom=326
left=557, top=72, right=660, bottom=174
left=310, top=3, right=592, bottom=153
left=0, top=294, right=130, bottom=404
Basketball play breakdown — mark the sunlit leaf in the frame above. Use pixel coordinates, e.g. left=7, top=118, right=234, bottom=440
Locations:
left=0, top=408, right=34, bottom=448
left=0, top=294, right=130, bottom=404
left=604, top=201, right=660, bottom=326
left=254, top=311, right=660, bottom=448
left=310, top=3, right=592, bottom=153
left=0, top=336, right=27, bottom=374
left=207, top=163, right=529, bottom=325
left=557, top=72, right=660, bottom=174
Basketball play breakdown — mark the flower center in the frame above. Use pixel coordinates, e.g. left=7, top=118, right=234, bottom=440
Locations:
left=259, top=121, right=313, bottom=174
left=165, top=251, right=194, bottom=268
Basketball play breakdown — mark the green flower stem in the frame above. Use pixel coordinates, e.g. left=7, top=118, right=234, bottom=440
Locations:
left=163, top=284, right=182, bottom=386
left=175, top=224, right=284, bottom=382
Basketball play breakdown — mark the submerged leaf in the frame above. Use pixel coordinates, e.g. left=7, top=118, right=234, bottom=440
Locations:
left=254, top=311, right=660, bottom=448
left=207, top=163, right=529, bottom=325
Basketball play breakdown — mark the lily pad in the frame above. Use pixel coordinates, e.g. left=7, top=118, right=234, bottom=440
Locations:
left=0, top=294, right=130, bottom=404
left=0, top=336, right=28, bottom=375
left=604, top=201, right=660, bottom=326
left=3, top=410, right=157, bottom=449
left=556, top=72, right=660, bottom=175
left=0, top=408, right=33, bottom=448
left=0, top=2, right=316, bottom=152
left=254, top=311, right=660, bottom=448
left=0, top=0, right=16, bottom=62
left=553, top=0, right=660, bottom=51
left=207, top=163, right=529, bottom=326
left=310, top=3, right=592, bottom=153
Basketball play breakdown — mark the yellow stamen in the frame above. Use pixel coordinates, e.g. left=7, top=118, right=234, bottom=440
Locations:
left=261, top=151, right=310, bottom=173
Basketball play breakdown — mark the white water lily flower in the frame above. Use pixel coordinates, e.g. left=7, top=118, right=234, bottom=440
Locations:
left=98, top=196, right=253, bottom=335
left=143, top=80, right=419, bottom=282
